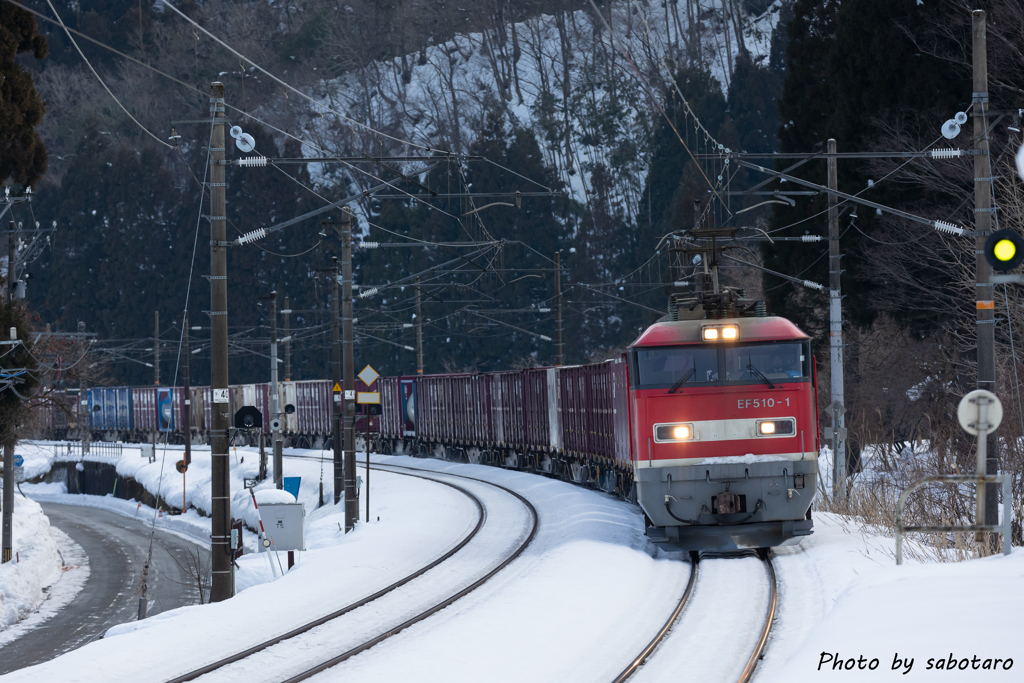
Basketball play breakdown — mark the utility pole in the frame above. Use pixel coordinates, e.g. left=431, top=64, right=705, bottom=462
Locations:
left=330, top=252, right=342, bottom=505
left=342, top=209, right=358, bottom=531
left=208, top=82, right=233, bottom=601
left=972, top=10, right=998, bottom=528
left=7, top=221, right=16, bottom=304
left=415, top=277, right=424, bottom=374
left=283, top=296, right=292, bottom=381
left=270, top=291, right=283, bottom=489
left=80, top=367, right=90, bottom=455
left=827, top=138, right=846, bottom=499
left=183, top=312, right=191, bottom=468
left=555, top=252, right=564, bottom=366
left=2, top=222, right=15, bottom=563
left=154, top=311, right=160, bottom=385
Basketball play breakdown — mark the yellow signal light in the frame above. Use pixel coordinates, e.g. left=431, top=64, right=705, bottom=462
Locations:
left=994, top=239, right=1016, bottom=262
left=985, top=229, right=1024, bottom=272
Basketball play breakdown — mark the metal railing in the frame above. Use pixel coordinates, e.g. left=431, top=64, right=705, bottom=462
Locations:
left=895, top=474, right=1012, bottom=565
left=53, top=441, right=123, bottom=459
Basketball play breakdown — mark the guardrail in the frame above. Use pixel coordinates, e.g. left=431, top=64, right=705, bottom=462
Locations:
left=895, top=474, right=1012, bottom=565
left=53, top=442, right=123, bottom=459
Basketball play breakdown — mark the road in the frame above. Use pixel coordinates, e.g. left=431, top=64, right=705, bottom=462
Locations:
left=0, top=503, right=209, bottom=675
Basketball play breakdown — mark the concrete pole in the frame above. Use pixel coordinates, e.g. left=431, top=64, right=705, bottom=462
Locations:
left=7, top=221, right=15, bottom=304
left=270, top=291, right=283, bottom=489
left=972, top=10, right=998, bottom=527
left=555, top=252, right=564, bottom=367
left=1, top=439, right=12, bottom=563
left=81, top=374, right=90, bottom=454
left=208, top=82, right=233, bottom=601
left=2, top=223, right=14, bottom=563
left=283, top=296, right=292, bottom=382
left=331, top=254, right=342, bottom=504
left=342, top=209, right=358, bottom=531
left=154, top=311, right=160, bottom=385
left=415, top=277, right=424, bottom=374
left=827, top=138, right=846, bottom=499
left=183, top=312, right=191, bottom=468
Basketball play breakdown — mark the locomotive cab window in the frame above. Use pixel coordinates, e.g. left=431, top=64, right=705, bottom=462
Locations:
left=724, top=342, right=809, bottom=382
left=632, top=340, right=811, bottom=388
left=635, top=347, right=719, bottom=387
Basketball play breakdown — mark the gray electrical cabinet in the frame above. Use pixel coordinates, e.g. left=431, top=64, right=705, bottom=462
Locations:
left=258, top=502, right=306, bottom=552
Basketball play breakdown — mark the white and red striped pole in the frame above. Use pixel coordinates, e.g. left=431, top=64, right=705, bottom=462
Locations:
left=248, top=488, right=285, bottom=576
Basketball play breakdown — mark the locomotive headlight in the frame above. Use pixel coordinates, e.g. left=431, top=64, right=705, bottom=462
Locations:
left=701, top=324, right=739, bottom=341
left=655, top=423, right=695, bottom=442
left=756, top=419, right=795, bottom=436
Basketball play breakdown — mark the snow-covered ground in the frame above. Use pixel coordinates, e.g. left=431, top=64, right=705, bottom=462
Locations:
left=5, top=442, right=1021, bottom=681
left=0, top=494, right=88, bottom=644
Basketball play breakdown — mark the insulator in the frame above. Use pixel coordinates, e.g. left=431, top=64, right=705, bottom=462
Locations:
left=358, top=242, right=379, bottom=249
left=237, top=156, right=268, bottom=167
left=358, top=287, right=378, bottom=299
left=800, top=235, right=823, bottom=242
left=930, top=149, right=964, bottom=159
left=237, top=228, right=267, bottom=245
left=802, top=280, right=824, bottom=291
left=933, top=220, right=964, bottom=236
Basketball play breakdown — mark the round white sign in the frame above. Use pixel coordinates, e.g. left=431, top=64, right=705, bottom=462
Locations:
left=957, top=389, right=1003, bottom=436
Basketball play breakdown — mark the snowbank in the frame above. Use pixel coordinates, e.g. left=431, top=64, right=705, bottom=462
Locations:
left=8, top=441, right=61, bottom=481
left=0, top=495, right=79, bottom=635
left=762, top=544, right=1024, bottom=681
left=254, top=489, right=296, bottom=505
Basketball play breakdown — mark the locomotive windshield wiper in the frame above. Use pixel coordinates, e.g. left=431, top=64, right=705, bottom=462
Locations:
left=746, top=363, right=775, bottom=389
left=667, top=367, right=696, bottom=394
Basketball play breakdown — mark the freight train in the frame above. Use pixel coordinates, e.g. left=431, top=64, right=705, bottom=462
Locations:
left=34, top=234, right=820, bottom=550
left=34, top=317, right=818, bottom=551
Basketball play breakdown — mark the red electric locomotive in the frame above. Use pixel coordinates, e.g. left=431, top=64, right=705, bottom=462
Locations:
left=629, top=287, right=819, bottom=548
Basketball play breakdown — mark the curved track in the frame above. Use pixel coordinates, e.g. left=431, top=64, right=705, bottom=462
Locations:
left=165, top=464, right=538, bottom=683
left=737, top=551, right=778, bottom=683
left=617, top=549, right=778, bottom=683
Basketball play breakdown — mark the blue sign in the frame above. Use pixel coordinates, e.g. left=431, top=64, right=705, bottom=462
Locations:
left=158, top=388, right=175, bottom=432
left=13, top=454, right=24, bottom=467
left=282, top=477, right=301, bottom=499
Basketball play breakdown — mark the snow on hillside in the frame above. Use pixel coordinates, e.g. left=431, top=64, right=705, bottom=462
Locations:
left=310, top=1, right=782, bottom=219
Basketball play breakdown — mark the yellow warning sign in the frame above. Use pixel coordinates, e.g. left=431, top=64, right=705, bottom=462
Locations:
left=333, top=383, right=342, bottom=392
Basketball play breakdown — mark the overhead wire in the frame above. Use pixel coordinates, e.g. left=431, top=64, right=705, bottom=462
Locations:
left=161, top=0, right=437, bottom=154
left=585, top=0, right=728, bottom=212
left=43, top=0, right=172, bottom=149
left=7, top=0, right=479, bottom=228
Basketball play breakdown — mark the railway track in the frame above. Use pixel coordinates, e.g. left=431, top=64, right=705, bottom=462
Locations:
left=164, top=465, right=538, bottom=683
left=615, top=549, right=778, bottom=683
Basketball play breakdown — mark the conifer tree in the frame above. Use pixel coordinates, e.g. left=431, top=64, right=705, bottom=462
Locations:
left=0, top=1, right=48, bottom=188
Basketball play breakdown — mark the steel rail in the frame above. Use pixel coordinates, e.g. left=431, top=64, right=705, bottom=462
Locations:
left=280, top=463, right=540, bottom=683
left=612, top=551, right=700, bottom=682
left=163, top=469, right=485, bottom=683
left=737, top=550, right=778, bottom=683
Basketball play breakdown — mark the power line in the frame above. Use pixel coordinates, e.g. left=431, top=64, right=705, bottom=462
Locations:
left=161, top=1, right=434, bottom=154
left=43, top=0, right=172, bottom=149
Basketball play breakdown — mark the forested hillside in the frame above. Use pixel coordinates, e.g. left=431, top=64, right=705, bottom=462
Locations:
left=7, top=0, right=1024, bottom=494
left=10, top=0, right=784, bottom=385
